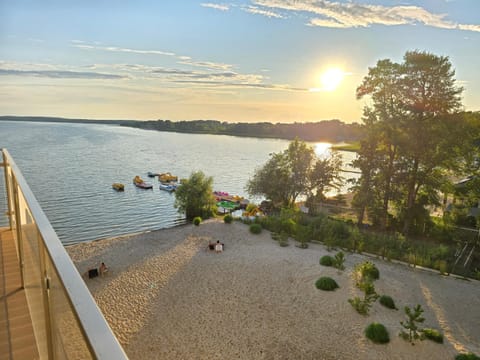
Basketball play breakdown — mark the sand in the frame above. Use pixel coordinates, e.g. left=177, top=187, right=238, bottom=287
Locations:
left=67, top=219, right=480, bottom=360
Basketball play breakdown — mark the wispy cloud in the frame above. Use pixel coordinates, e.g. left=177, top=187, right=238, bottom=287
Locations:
left=72, top=41, right=234, bottom=71
left=253, top=0, right=480, bottom=32
left=241, top=5, right=284, bottom=18
left=171, top=79, right=308, bottom=91
left=0, top=68, right=126, bottom=79
left=72, top=43, right=176, bottom=56
left=201, top=3, right=230, bottom=11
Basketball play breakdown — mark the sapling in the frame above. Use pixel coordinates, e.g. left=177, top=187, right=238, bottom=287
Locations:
left=400, top=304, right=425, bottom=344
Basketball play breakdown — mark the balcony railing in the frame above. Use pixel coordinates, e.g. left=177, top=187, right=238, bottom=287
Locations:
left=1, top=148, right=128, bottom=359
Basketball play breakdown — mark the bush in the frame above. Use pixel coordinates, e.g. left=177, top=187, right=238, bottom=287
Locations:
left=320, top=255, right=334, bottom=266
left=422, top=328, right=443, bottom=343
left=348, top=292, right=378, bottom=315
left=356, top=261, right=380, bottom=280
left=455, top=354, right=480, bottom=360
left=250, top=223, right=262, bottom=234
left=193, top=216, right=202, bottom=226
left=334, top=251, right=346, bottom=270
left=379, top=295, right=397, bottom=310
left=315, top=277, right=339, bottom=291
left=365, top=323, right=390, bottom=344
left=223, top=214, right=233, bottom=223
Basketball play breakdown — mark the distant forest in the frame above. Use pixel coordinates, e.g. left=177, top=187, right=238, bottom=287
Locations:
left=0, top=116, right=364, bottom=143
left=120, top=119, right=364, bottom=143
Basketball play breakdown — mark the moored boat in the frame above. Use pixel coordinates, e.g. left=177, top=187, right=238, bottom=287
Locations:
left=112, top=183, right=125, bottom=191
left=133, top=176, right=153, bottom=189
left=159, top=183, right=176, bottom=192
left=159, top=172, right=178, bottom=183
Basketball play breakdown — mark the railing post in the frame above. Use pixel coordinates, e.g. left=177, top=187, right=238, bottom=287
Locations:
left=1, top=149, right=14, bottom=230
left=39, top=236, right=55, bottom=360
left=11, top=175, right=25, bottom=288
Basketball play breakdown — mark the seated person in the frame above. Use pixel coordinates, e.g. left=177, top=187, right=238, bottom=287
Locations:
left=208, top=242, right=215, bottom=251
left=215, top=240, right=224, bottom=253
left=99, top=262, right=108, bottom=276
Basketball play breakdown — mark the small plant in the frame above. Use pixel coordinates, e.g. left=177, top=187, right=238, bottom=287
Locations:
left=455, top=353, right=480, bottom=360
left=315, top=277, right=339, bottom=291
left=365, top=322, right=390, bottom=344
left=223, top=214, right=233, bottom=223
left=271, top=232, right=280, bottom=240
left=379, top=295, right=397, bottom=310
left=320, top=255, right=334, bottom=266
left=278, top=231, right=289, bottom=247
left=193, top=216, right=202, bottom=226
left=400, top=304, right=426, bottom=344
left=348, top=292, right=379, bottom=315
left=333, top=251, right=346, bottom=270
left=422, top=328, right=443, bottom=343
left=356, top=261, right=380, bottom=280
left=249, top=223, right=262, bottom=234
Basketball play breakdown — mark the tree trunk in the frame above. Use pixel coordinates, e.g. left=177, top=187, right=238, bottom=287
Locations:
left=402, top=158, right=419, bottom=235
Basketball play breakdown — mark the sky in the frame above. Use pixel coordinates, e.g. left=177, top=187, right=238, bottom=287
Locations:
left=0, top=0, right=479, bottom=124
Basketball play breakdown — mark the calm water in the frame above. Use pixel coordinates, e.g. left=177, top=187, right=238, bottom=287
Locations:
left=0, top=121, right=357, bottom=244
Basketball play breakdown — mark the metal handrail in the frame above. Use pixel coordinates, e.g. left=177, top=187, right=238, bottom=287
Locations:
left=1, top=148, right=128, bottom=359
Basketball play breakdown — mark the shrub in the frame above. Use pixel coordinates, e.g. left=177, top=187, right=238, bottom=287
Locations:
left=223, top=214, right=233, bottom=223
left=333, top=251, right=346, bottom=270
left=349, top=292, right=379, bottom=315
left=379, top=295, right=397, bottom=310
left=320, top=255, right=334, bottom=266
left=365, top=323, right=390, bottom=344
left=455, top=353, right=480, bottom=360
left=278, top=231, right=289, bottom=247
left=315, top=277, right=339, bottom=291
left=357, top=261, right=380, bottom=280
left=422, top=328, right=443, bottom=344
left=193, top=216, right=202, bottom=226
left=250, top=223, right=262, bottom=234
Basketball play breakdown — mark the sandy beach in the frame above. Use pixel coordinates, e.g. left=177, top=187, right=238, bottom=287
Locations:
left=67, top=219, right=480, bottom=360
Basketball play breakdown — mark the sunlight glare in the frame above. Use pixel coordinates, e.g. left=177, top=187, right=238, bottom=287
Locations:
left=314, top=142, right=332, bottom=158
left=320, top=68, right=345, bottom=91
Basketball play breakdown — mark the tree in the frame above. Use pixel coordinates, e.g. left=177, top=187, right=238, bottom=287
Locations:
left=400, top=304, right=426, bottom=344
left=174, top=171, right=216, bottom=220
left=355, top=50, right=465, bottom=235
left=246, top=138, right=343, bottom=208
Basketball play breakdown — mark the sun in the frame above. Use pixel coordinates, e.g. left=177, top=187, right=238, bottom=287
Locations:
left=320, top=67, right=345, bottom=91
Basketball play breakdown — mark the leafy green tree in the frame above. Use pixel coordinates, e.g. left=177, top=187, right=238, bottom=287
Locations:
left=174, top=171, right=216, bottom=220
left=246, top=138, right=343, bottom=208
left=355, top=50, right=466, bottom=235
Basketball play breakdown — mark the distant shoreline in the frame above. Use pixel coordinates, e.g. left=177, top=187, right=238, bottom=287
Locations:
left=0, top=115, right=363, bottom=145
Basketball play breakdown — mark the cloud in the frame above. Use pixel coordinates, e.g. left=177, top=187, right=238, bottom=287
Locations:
left=241, top=5, right=284, bottom=18
left=177, top=59, right=234, bottom=71
left=201, top=3, right=230, bottom=11
left=72, top=44, right=176, bottom=56
left=72, top=41, right=234, bottom=71
left=172, top=79, right=308, bottom=92
left=0, top=68, right=126, bottom=79
left=253, top=0, right=480, bottom=32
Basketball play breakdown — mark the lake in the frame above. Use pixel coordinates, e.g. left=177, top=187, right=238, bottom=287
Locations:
left=0, top=121, right=357, bottom=244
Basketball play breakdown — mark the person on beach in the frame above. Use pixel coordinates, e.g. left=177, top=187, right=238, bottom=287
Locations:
left=99, top=262, right=108, bottom=276
left=215, top=240, right=224, bottom=253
